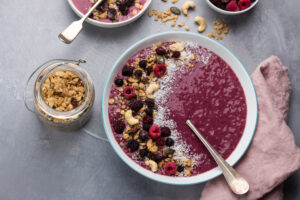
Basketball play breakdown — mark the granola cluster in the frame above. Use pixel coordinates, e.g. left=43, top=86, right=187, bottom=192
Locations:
left=41, top=70, right=86, bottom=111
left=89, top=0, right=144, bottom=22
left=109, top=42, right=195, bottom=176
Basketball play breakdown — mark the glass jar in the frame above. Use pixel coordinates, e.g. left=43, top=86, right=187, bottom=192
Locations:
left=24, top=59, right=95, bottom=131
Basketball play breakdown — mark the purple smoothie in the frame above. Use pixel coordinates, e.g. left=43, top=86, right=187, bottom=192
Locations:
left=72, top=0, right=147, bottom=23
left=108, top=42, right=247, bottom=176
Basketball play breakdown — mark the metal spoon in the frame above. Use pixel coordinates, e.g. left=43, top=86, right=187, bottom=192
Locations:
left=186, top=120, right=249, bottom=195
left=58, top=0, right=104, bottom=44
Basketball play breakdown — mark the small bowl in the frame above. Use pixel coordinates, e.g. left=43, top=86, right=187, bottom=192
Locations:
left=101, top=32, right=258, bottom=185
left=67, top=0, right=152, bottom=28
left=206, top=0, right=259, bottom=15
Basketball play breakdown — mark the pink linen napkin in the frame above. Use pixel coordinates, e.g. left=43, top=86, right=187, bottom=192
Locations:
left=200, top=56, right=300, bottom=200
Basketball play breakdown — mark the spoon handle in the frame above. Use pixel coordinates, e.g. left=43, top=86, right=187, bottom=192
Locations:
left=186, top=120, right=249, bottom=195
left=58, top=0, right=104, bottom=44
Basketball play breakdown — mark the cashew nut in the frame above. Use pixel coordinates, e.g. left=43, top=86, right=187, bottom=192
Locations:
left=145, top=160, right=158, bottom=172
left=147, top=139, right=158, bottom=153
left=169, top=42, right=185, bottom=52
left=194, top=16, right=207, bottom=33
left=125, top=110, right=139, bottom=125
left=146, top=83, right=160, bottom=98
left=182, top=1, right=196, bottom=15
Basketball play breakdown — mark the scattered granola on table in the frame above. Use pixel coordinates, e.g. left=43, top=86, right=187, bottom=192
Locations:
left=41, top=70, right=86, bottom=111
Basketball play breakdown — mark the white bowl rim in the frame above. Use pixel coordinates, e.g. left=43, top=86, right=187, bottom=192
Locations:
left=101, top=31, right=258, bottom=185
left=206, top=0, right=259, bottom=15
left=67, top=0, right=152, bottom=28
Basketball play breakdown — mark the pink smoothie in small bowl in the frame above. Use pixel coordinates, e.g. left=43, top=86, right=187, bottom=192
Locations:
left=108, top=42, right=247, bottom=177
left=72, top=0, right=147, bottom=23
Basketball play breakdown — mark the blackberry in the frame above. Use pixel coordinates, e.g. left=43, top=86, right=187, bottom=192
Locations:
left=107, top=8, right=117, bottom=20
left=130, top=99, right=143, bottom=112
left=134, top=70, right=143, bottom=78
left=122, top=65, right=134, bottom=76
left=156, top=137, right=165, bottom=146
left=166, top=138, right=174, bottom=147
left=155, top=47, right=167, bottom=55
left=139, top=60, right=147, bottom=68
left=113, top=120, right=125, bottom=134
left=177, top=165, right=184, bottom=172
left=145, top=108, right=153, bottom=116
left=161, top=127, right=171, bottom=137
left=114, top=78, right=124, bottom=86
left=139, top=148, right=148, bottom=158
left=151, top=152, right=163, bottom=162
left=145, top=66, right=153, bottom=75
left=172, top=51, right=181, bottom=58
left=143, top=115, right=153, bottom=125
left=143, top=124, right=151, bottom=131
left=139, top=131, right=149, bottom=142
left=145, top=98, right=155, bottom=108
left=127, top=139, right=139, bottom=152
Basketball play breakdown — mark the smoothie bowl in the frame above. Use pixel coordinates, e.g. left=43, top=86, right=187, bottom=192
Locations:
left=68, top=0, right=151, bottom=28
left=102, top=32, right=257, bottom=185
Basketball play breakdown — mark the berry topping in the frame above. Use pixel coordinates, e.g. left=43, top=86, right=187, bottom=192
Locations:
left=161, top=127, right=171, bottom=137
left=114, top=78, right=124, bottom=87
left=122, top=65, right=134, bottom=76
left=151, top=152, right=163, bottom=162
left=166, top=138, right=175, bottom=147
left=145, top=98, right=155, bottom=108
left=145, top=108, right=153, bottom=116
left=145, top=66, right=153, bottom=75
left=226, top=0, right=239, bottom=11
left=129, top=99, right=143, bottom=112
left=113, top=120, right=125, bottom=134
left=134, top=70, right=143, bottom=78
left=139, top=131, right=149, bottom=142
left=107, top=8, right=117, bottom=20
left=172, top=51, right=181, bottom=58
left=155, top=47, right=167, bottom=55
left=177, top=165, right=184, bottom=172
left=123, top=86, right=135, bottom=99
left=143, top=115, right=154, bottom=125
left=156, top=137, right=165, bottom=146
left=139, top=60, right=147, bottom=68
left=238, top=0, right=251, bottom=10
left=149, top=125, right=161, bottom=139
left=164, top=162, right=177, bottom=175
left=143, top=124, right=151, bottom=131
left=127, top=139, right=139, bottom=152
left=139, top=148, right=148, bottom=158
left=154, top=64, right=167, bottom=77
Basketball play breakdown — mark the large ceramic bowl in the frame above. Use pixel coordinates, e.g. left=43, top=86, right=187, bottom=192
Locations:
left=206, top=0, right=259, bottom=15
left=68, top=0, right=152, bottom=28
left=101, top=32, right=258, bottom=185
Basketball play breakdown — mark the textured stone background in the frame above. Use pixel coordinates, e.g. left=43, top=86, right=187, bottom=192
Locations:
left=0, top=0, right=299, bottom=199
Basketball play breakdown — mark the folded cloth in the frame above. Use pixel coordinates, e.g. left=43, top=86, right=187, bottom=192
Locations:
left=200, top=56, right=300, bottom=200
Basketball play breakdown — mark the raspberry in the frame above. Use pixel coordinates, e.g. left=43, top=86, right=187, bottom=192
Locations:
left=149, top=125, right=161, bottom=139
left=134, top=70, right=143, bottom=78
left=123, top=86, right=135, bottom=99
left=156, top=137, right=165, bottom=146
left=154, top=64, right=167, bottom=78
left=238, top=0, right=251, bottom=10
left=172, top=51, right=181, bottom=58
left=143, top=124, right=151, bottom=131
left=112, top=120, right=125, bottom=134
left=139, top=131, right=149, bottom=142
left=226, top=0, right=239, bottom=11
left=164, top=162, right=177, bottom=175
left=166, top=138, right=174, bottom=147
left=139, top=60, right=147, bottom=68
left=114, top=78, right=123, bottom=87
left=143, top=115, right=153, bottom=125
left=145, top=98, right=155, bottom=108
left=151, top=152, right=163, bottom=162
left=161, top=127, right=171, bottom=137
left=145, top=108, right=153, bottom=116
left=139, top=148, right=148, bottom=158
left=127, top=139, right=139, bottom=152
left=122, top=65, right=134, bottom=76
left=155, top=47, right=167, bottom=55
left=129, top=99, right=143, bottom=112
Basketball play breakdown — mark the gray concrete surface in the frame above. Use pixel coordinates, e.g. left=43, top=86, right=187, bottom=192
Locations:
left=0, top=0, right=299, bottom=199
